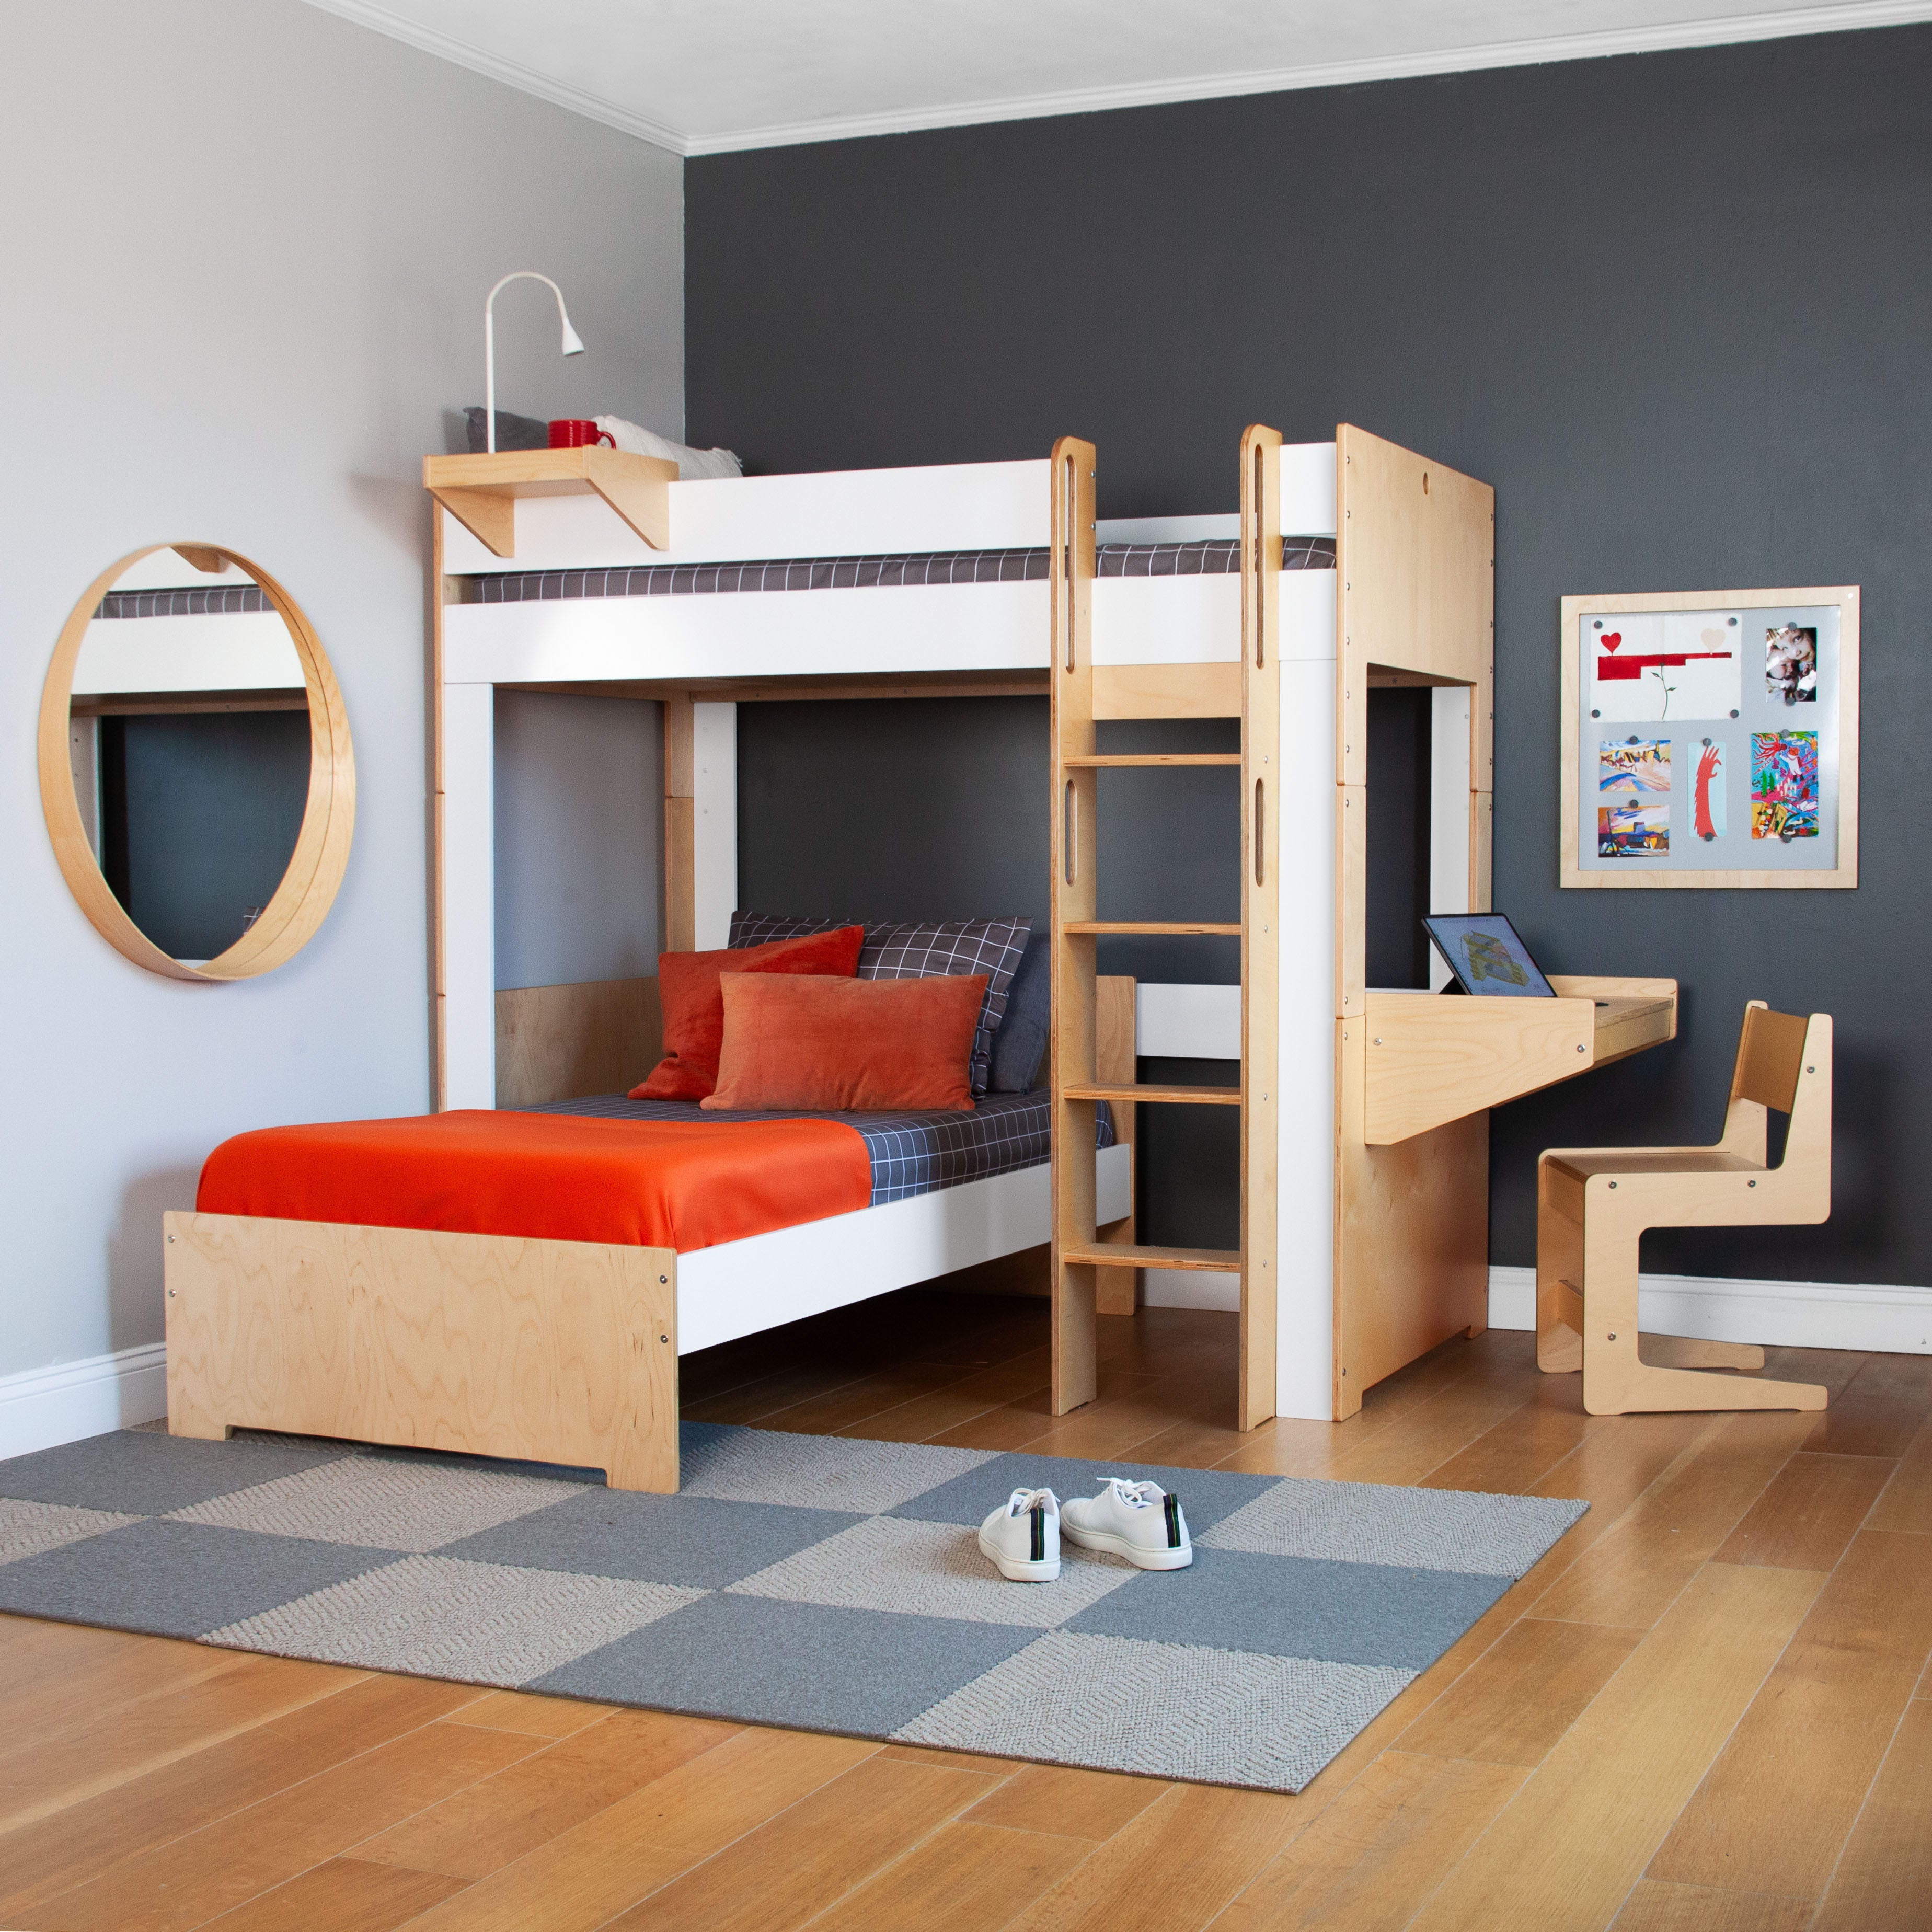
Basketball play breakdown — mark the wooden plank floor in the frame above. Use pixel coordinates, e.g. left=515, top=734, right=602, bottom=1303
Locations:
left=4, top=1289, right=1930, bottom=1930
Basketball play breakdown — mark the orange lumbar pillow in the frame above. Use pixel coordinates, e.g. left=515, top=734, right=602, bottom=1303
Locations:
left=632, top=926, right=864, bottom=1101
left=705, top=971, right=988, bottom=1113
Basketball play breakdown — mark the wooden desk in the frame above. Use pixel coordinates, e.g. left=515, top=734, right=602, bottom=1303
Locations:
left=1363, top=975, right=1677, bottom=1146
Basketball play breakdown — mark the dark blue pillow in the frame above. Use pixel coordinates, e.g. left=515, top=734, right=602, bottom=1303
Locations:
left=988, top=929, right=1050, bottom=1092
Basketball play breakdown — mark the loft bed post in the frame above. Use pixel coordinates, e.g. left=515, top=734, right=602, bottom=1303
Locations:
left=1049, top=436, right=1100, bottom=1415
left=431, top=501, right=448, bottom=1109
left=1332, top=424, right=1496, bottom=1418
left=663, top=692, right=695, bottom=954
left=1239, top=424, right=1282, bottom=1430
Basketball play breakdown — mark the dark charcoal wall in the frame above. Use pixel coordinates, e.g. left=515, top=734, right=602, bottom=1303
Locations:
left=692, top=26, right=1932, bottom=1286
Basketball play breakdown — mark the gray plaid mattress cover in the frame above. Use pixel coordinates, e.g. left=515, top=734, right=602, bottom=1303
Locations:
left=526, top=1088, right=1114, bottom=1208
left=95, top=586, right=275, bottom=618
left=458, top=537, right=1336, bottom=604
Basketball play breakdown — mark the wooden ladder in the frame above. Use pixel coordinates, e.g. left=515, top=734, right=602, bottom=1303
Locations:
left=1048, top=428, right=1281, bottom=1430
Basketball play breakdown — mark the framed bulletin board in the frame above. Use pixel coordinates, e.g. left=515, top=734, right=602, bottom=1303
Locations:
left=1560, top=585, right=1859, bottom=889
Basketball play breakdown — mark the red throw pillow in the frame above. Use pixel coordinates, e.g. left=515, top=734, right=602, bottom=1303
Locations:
left=632, top=926, right=864, bottom=1101
left=704, top=972, right=987, bottom=1113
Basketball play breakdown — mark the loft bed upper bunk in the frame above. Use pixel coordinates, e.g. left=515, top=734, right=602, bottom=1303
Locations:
left=163, top=427, right=1676, bottom=1499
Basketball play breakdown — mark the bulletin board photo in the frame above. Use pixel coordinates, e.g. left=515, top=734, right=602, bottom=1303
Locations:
left=1559, top=585, right=1860, bottom=890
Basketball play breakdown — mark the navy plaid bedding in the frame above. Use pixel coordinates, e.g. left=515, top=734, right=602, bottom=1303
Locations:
left=456, top=538, right=1335, bottom=604
left=95, top=586, right=274, bottom=618
left=727, top=914, right=1030, bottom=1095
left=525, top=1088, right=1114, bottom=1208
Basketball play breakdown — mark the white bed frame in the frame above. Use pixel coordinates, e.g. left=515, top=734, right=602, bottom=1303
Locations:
left=165, top=435, right=1525, bottom=1489
left=431, top=443, right=1463, bottom=1416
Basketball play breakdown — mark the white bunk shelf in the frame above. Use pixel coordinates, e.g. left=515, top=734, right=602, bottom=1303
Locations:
left=424, top=448, right=678, bottom=559
left=432, top=447, right=1340, bottom=696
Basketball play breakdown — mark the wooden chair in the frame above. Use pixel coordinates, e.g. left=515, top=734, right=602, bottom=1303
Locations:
left=1537, top=1000, right=1831, bottom=1414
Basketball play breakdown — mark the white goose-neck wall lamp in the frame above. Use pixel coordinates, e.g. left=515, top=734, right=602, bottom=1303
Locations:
left=484, top=272, right=585, bottom=453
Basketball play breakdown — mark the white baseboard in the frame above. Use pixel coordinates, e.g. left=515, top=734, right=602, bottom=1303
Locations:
left=1146, top=1263, right=1932, bottom=1355
left=0, top=1342, right=169, bottom=1459
left=1489, top=1265, right=1932, bottom=1355
left=1144, top=1268, right=1241, bottom=1312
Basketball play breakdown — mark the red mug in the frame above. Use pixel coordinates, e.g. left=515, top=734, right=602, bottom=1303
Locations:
left=549, top=419, right=615, bottom=448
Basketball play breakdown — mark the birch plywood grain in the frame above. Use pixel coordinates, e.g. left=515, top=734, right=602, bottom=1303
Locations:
left=495, top=977, right=663, bottom=1107
left=1094, top=973, right=1139, bottom=1316
left=663, top=694, right=695, bottom=954
left=164, top=1213, right=679, bottom=1491
left=1091, top=662, right=1241, bottom=719
left=1364, top=994, right=1597, bottom=1145
left=1333, top=429, right=1494, bottom=1419
left=1049, top=437, right=1100, bottom=1416
left=1239, top=423, right=1281, bottom=1430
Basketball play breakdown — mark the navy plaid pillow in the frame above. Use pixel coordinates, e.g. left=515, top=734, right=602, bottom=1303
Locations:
left=728, top=913, right=1032, bottom=1095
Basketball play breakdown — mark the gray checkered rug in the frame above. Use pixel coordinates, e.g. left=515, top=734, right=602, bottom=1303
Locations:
left=0, top=1424, right=1585, bottom=1792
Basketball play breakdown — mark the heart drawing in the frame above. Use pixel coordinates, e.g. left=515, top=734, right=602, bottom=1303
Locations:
left=1600, top=631, right=1623, bottom=652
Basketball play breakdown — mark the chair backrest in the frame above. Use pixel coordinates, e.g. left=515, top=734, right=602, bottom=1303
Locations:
left=1722, top=1001, right=1832, bottom=1205
left=1731, top=1005, right=1809, bottom=1112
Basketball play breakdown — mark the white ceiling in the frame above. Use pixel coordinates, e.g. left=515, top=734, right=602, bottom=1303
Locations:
left=305, top=0, right=1928, bottom=154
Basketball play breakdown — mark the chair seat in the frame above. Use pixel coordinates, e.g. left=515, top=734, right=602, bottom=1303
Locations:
left=1545, top=1148, right=1764, bottom=1183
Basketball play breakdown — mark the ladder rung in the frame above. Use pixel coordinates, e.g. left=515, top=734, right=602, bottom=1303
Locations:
left=1060, top=754, right=1242, bottom=767
left=1061, top=921, right=1240, bottom=936
left=1064, top=1243, right=1244, bottom=1272
left=1062, top=1082, right=1242, bottom=1106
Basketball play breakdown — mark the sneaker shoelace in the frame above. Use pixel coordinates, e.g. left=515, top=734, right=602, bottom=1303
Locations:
left=1104, top=1478, right=1187, bottom=1548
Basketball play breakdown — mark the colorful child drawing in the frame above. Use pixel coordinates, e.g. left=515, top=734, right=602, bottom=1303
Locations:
left=1693, top=740, right=1727, bottom=842
left=1751, top=731, right=1818, bottom=840
left=1598, top=739, right=1671, bottom=794
left=1599, top=800, right=1669, bottom=857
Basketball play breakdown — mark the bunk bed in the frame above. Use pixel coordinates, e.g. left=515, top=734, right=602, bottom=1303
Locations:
left=163, top=427, right=1677, bottom=1494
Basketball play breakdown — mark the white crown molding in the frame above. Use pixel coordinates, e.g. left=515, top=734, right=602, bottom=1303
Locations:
left=298, top=0, right=690, bottom=153
left=692, top=1, right=1932, bottom=153
left=298, top=1, right=1932, bottom=158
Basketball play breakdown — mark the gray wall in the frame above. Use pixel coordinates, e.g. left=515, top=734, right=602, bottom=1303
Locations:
left=495, top=693, right=661, bottom=989
left=1, top=0, right=682, bottom=1391
left=690, top=25, right=1932, bottom=1291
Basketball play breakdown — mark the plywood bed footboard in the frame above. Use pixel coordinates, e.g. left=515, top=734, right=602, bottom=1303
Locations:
left=163, top=1212, right=680, bottom=1493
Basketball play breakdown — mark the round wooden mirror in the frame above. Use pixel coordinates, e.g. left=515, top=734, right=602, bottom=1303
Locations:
left=38, top=545, right=354, bottom=981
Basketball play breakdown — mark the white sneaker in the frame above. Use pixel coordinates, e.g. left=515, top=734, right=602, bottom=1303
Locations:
left=978, top=1487, right=1062, bottom=1581
left=1061, top=1477, right=1193, bottom=1570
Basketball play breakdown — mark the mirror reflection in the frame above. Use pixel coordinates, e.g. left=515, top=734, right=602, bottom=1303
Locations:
left=68, top=548, right=312, bottom=967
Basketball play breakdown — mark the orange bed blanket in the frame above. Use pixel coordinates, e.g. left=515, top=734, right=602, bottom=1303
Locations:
left=196, top=1110, right=873, bottom=1255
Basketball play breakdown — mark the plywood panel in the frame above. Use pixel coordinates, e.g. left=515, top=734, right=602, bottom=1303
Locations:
left=1239, top=426, right=1281, bottom=1431
left=662, top=694, right=695, bottom=954
left=164, top=1212, right=678, bottom=1492
left=1094, top=973, right=1139, bottom=1316
left=495, top=978, right=662, bottom=1108
left=1050, top=438, right=1100, bottom=1416
left=1337, top=1026, right=1489, bottom=1418
left=1090, top=662, right=1241, bottom=718
left=1363, top=994, right=1596, bottom=1144
left=1335, top=429, right=1494, bottom=1418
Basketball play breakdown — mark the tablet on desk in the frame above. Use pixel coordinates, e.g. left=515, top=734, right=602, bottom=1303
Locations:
left=1422, top=913, right=1556, bottom=998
